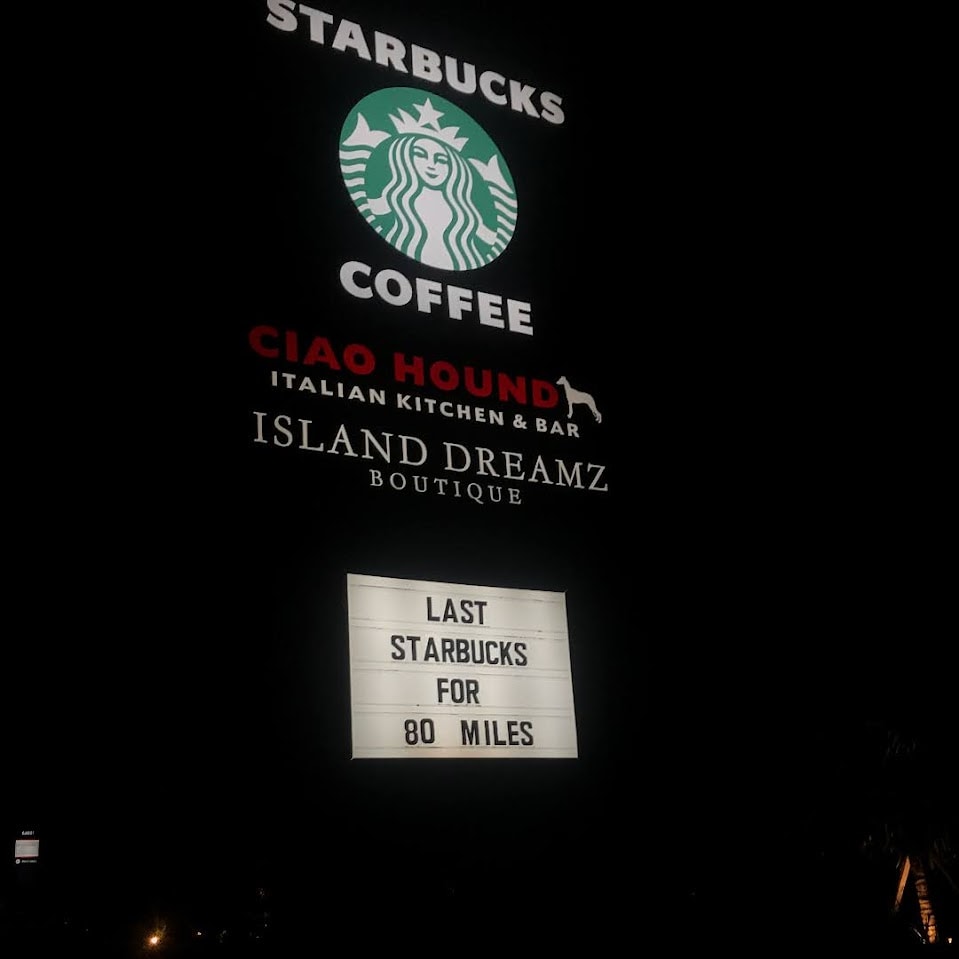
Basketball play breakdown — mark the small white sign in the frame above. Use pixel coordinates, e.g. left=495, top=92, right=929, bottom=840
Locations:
left=347, top=573, right=578, bottom=759
left=14, top=838, right=39, bottom=862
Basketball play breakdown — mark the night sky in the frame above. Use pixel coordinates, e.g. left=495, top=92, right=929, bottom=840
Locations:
left=6, top=2, right=956, bottom=953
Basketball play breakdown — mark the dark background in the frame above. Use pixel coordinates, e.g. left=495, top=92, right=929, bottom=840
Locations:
left=5, top=2, right=955, bottom=953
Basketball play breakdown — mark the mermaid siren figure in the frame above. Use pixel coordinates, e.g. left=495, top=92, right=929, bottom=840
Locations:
left=340, top=93, right=517, bottom=271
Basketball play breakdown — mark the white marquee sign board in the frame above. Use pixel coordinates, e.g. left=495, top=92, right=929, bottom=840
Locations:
left=14, top=834, right=39, bottom=864
left=347, top=573, right=578, bottom=758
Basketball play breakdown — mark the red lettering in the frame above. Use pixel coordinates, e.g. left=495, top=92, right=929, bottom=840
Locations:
left=393, top=353, right=426, bottom=385
left=430, top=361, right=459, bottom=391
left=248, top=324, right=280, bottom=359
left=248, top=327, right=376, bottom=374
left=302, top=336, right=340, bottom=369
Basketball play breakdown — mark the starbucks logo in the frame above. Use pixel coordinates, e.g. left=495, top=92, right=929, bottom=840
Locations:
left=339, top=88, right=517, bottom=272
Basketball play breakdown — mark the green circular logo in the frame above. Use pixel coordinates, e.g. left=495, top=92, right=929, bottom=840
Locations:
left=339, top=88, right=517, bottom=272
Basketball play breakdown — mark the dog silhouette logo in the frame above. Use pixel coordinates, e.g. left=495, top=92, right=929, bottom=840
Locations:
left=556, top=376, right=602, bottom=424
left=339, top=88, right=518, bottom=272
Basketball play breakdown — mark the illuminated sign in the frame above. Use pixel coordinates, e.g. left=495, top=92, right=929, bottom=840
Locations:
left=347, top=573, right=578, bottom=758
left=246, top=4, right=612, bottom=511
left=14, top=831, right=39, bottom=865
